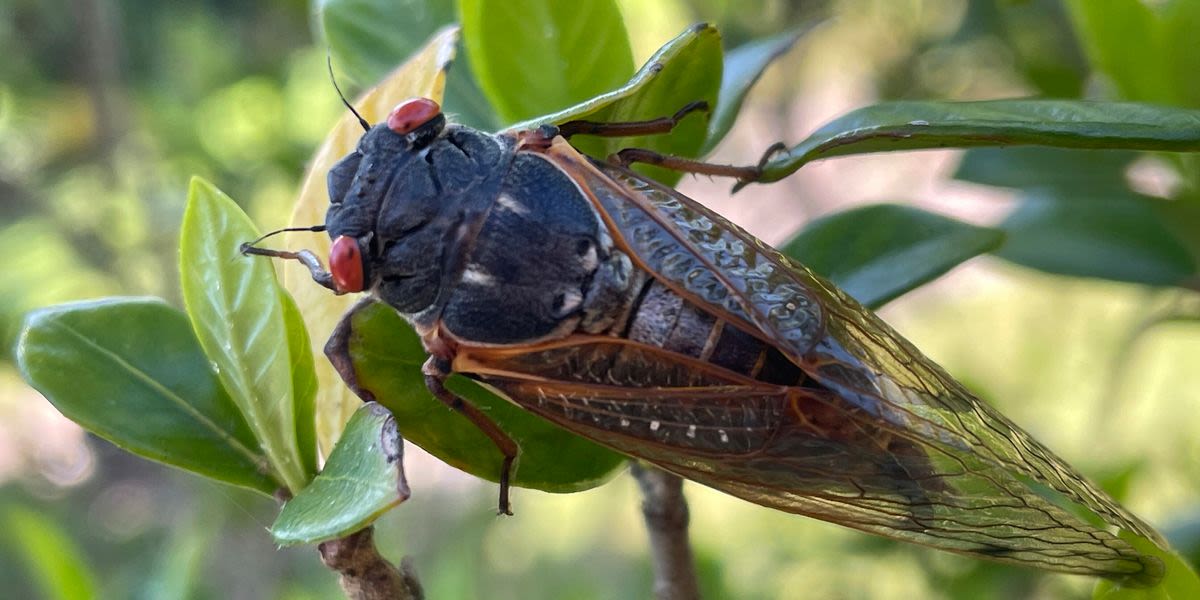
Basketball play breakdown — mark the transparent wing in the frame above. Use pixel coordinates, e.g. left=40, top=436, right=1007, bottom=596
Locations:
left=527, top=142, right=1164, bottom=585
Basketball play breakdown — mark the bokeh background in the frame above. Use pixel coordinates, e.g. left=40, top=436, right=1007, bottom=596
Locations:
left=2, top=0, right=1199, bottom=598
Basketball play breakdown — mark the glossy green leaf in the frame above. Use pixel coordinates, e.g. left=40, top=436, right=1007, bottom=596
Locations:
left=954, top=147, right=1136, bottom=193
left=758, top=100, right=1200, bottom=183
left=319, top=0, right=497, bottom=129
left=460, top=0, right=634, bottom=124
left=781, top=205, right=1005, bottom=310
left=345, top=301, right=625, bottom=492
left=996, top=190, right=1197, bottom=287
left=14, top=297, right=277, bottom=494
left=272, top=403, right=408, bottom=545
left=281, top=288, right=320, bottom=479
left=510, top=24, right=724, bottom=185
left=179, top=177, right=309, bottom=492
left=702, top=28, right=804, bottom=155
left=5, top=505, right=98, bottom=600
left=318, top=0, right=456, bottom=87
left=1163, top=1, right=1200, bottom=109
left=1093, top=533, right=1200, bottom=599
left=1064, top=0, right=1176, bottom=105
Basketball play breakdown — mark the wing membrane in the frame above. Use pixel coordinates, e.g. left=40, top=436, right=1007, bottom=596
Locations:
left=520, top=141, right=1164, bottom=585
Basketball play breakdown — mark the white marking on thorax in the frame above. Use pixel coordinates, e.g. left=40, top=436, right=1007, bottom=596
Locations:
left=579, top=243, right=599, bottom=271
left=496, top=194, right=530, bottom=215
left=462, top=264, right=496, bottom=286
left=556, top=289, right=583, bottom=314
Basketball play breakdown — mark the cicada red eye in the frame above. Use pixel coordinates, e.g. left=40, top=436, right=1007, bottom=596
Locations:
left=329, top=235, right=364, bottom=293
left=387, top=98, right=441, bottom=135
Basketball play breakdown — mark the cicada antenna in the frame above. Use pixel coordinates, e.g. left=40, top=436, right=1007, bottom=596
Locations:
left=240, top=225, right=327, bottom=252
left=239, top=225, right=339, bottom=293
left=327, top=53, right=370, bottom=132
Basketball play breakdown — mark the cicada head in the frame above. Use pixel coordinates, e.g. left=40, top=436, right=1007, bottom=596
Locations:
left=323, top=98, right=503, bottom=317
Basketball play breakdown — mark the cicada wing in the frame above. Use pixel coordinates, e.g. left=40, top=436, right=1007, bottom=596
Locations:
left=460, top=336, right=1162, bottom=585
left=534, top=141, right=1163, bottom=584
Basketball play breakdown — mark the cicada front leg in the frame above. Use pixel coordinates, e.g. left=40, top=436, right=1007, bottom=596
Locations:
left=556, top=101, right=710, bottom=139
left=610, top=142, right=788, bottom=190
left=422, top=357, right=520, bottom=516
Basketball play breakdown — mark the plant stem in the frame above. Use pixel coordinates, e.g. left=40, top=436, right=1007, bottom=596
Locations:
left=632, top=462, right=702, bottom=600
left=318, top=527, right=424, bottom=600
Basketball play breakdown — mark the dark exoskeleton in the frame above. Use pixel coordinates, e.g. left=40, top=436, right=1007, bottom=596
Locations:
left=246, top=97, right=1165, bottom=586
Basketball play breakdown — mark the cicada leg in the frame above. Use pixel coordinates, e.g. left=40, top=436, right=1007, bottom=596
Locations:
left=422, top=357, right=520, bottom=516
left=556, top=101, right=709, bottom=139
left=610, top=141, right=789, bottom=190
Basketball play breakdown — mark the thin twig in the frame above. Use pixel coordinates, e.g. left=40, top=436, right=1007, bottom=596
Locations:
left=318, top=526, right=424, bottom=600
left=632, top=462, right=702, bottom=600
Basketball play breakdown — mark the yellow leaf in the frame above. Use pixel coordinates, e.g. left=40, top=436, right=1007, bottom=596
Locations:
left=283, top=26, right=459, bottom=458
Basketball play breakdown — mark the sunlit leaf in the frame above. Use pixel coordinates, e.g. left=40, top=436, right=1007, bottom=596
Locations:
left=282, top=288, right=319, bottom=478
left=180, top=177, right=309, bottom=492
left=5, top=505, right=98, bottom=600
left=282, top=27, right=457, bottom=456
left=1064, top=0, right=1178, bottom=105
left=757, top=100, right=1200, bottom=183
left=15, top=298, right=277, bottom=494
left=344, top=302, right=625, bottom=492
left=272, top=402, right=408, bottom=545
left=319, top=0, right=496, bottom=128
left=781, top=204, right=1005, bottom=309
left=509, top=24, right=724, bottom=185
left=460, top=0, right=634, bottom=124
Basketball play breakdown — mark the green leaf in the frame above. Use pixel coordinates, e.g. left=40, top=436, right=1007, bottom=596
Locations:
left=702, top=28, right=804, bottom=155
left=345, top=302, right=625, bottom=492
left=757, top=100, right=1200, bottom=183
left=179, top=177, right=308, bottom=493
left=510, top=24, right=724, bottom=185
left=1163, top=0, right=1200, bottom=109
left=460, top=0, right=634, bottom=124
left=14, top=298, right=276, bottom=494
left=272, top=403, right=408, bottom=545
left=1093, top=533, right=1200, bottom=599
left=954, top=147, right=1136, bottom=193
left=1064, top=0, right=1177, bottom=105
left=781, top=205, right=1005, bottom=309
left=5, top=505, right=98, bottom=600
left=319, top=0, right=497, bottom=129
left=318, top=0, right=456, bottom=87
left=281, top=287, right=320, bottom=480
left=996, top=190, right=1197, bottom=287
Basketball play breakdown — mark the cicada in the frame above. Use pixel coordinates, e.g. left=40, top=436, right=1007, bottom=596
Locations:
left=245, top=97, right=1164, bottom=586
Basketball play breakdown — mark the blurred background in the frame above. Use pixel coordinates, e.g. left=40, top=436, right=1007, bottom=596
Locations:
left=2, top=0, right=1198, bottom=598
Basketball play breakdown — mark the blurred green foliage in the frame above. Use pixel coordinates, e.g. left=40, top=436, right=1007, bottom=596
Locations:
left=3, top=0, right=1200, bottom=599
